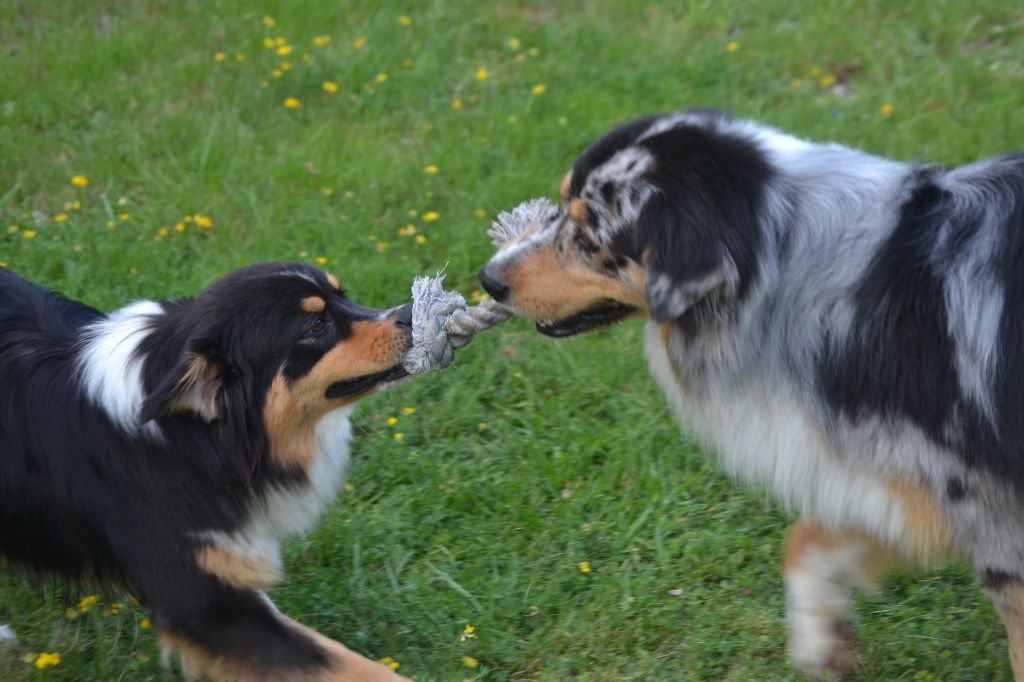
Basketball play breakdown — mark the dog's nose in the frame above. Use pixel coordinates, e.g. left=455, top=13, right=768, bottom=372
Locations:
left=394, top=303, right=413, bottom=328
left=478, top=265, right=510, bottom=303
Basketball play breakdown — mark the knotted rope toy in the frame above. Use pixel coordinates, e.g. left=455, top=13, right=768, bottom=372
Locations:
left=402, top=197, right=558, bottom=374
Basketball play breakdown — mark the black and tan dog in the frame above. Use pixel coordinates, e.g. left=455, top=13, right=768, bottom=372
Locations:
left=480, top=109, right=1024, bottom=678
left=0, top=262, right=409, bottom=681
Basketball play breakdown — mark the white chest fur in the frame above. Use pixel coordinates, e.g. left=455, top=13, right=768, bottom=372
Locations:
left=643, top=322, right=906, bottom=545
left=199, top=406, right=355, bottom=571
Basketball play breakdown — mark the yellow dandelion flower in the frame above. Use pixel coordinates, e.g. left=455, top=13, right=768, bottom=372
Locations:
left=276, top=45, right=292, bottom=57
left=353, top=37, right=367, bottom=50
left=106, top=221, right=116, bottom=230
left=323, top=81, right=339, bottom=93
left=375, top=72, right=388, bottom=83
left=462, top=656, right=479, bottom=669
left=415, top=234, right=427, bottom=245
left=183, top=215, right=193, bottom=223
left=377, top=656, right=400, bottom=671
left=725, top=41, right=740, bottom=52
left=579, top=561, right=592, bottom=573
left=386, top=417, right=398, bottom=426
left=397, top=224, right=416, bottom=237
left=478, top=422, right=487, bottom=431
left=315, top=256, right=328, bottom=265
left=313, top=35, right=331, bottom=47
left=275, top=37, right=287, bottom=47
left=422, top=211, right=439, bottom=222
left=398, top=15, right=412, bottom=27
left=71, top=175, right=89, bottom=187
left=475, top=67, right=488, bottom=81
left=281, top=60, right=293, bottom=71
left=79, top=595, right=99, bottom=611
left=509, top=37, right=522, bottom=50
left=195, top=215, right=213, bottom=229
left=263, top=37, right=275, bottom=49
left=271, top=69, right=283, bottom=78
left=158, top=226, right=170, bottom=237
left=54, top=213, right=69, bottom=223
left=402, top=406, right=416, bottom=415
left=473, top=209, right=486, bottom=218
left=70, top=200, right=81, bottom=210
left=119, top=213, right=130, bottom=221
left=809, top=66, right=822, bottom=77
left=34, top=652, right=61, bottom=669
left=140, top=617, right=151, bottom=629
left=107, top=601, right=123, bottom=614
left=6, top=225, right=17, bottom=233
left=22, top=230, right=37, bottom=239
left=532, top=83, right=546, bottom=95
left=423, top=164, right=438, bottom=174
left=819, top=74, right=837, bottom=88
left=175, top=222, right=186, bottom=233
left=0, top=262, right=7, bottom=268
left=452, top=98, right=463, bottom=110
left=262, top=16, right=275, bottom=28
left=376, top=241, right=389, bottom=251
left=393, top=432, right=404, bottom=441
left=283, top=97, right=301, bottom=109
left=881, top=102, right=894, bottom=117
left=214, top=52, right=227, bottom=62
left=235, top=53, right=246, bottom=62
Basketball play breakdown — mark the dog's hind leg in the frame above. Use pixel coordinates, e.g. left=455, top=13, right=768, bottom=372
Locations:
left=985, top=578, right=1024, bottom=682
left=783, top=516, right=902, bottom=678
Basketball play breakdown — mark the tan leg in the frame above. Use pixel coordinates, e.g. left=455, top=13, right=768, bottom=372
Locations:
left=783, top=517, right=902, bottom=678
left=987, top=581, right=1024, bottom=682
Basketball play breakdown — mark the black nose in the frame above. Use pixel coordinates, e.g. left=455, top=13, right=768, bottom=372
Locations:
left=394, top=303, right=413, bottom=328
left=478, top=265, right=509, bottom=303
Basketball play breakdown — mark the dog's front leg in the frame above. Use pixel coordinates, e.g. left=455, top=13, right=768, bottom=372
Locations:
left=782, top=516, right=902, bottom=678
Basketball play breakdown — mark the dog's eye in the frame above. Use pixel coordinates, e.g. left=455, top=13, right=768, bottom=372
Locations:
left=305, top=315, right=330, bottom=337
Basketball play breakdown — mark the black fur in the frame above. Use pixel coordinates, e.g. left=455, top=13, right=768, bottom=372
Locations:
left=0, top=262, right=408, bottom=677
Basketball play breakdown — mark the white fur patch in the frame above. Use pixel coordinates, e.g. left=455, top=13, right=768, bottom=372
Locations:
left=198, top=406, right=354, bottom=572
left=785, top=543, right=868, bottom=671
left=78, top=300, right=164, bottom=438
left=644, top=322, right=907, bottom=546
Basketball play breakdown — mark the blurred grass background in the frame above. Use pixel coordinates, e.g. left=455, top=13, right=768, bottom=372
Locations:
left=2, top=1, right=1023, bottom=679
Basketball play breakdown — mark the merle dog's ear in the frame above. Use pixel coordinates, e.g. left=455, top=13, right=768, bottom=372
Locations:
left=635, top=191, right=740, bottom=323
left=140, top=353, right=223, bottom=423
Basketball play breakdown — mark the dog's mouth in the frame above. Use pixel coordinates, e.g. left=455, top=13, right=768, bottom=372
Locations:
left=536, top=300, right=637, bottom=338
left=325, top=364, right=410, bottom=400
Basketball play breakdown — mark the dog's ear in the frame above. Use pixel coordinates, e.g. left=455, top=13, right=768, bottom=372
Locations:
left=140, top=352, right=223, bottom=423
left=635, top=190, right=740, bottom=323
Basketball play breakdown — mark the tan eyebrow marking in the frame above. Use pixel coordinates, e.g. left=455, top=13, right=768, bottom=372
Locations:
left=326, top=273, right=341, bottom=290
left=570, top=197, right=588, bottom=224
left=560, top=171, right=573, bottom=202
left=301, top=296, right=326, bottom=313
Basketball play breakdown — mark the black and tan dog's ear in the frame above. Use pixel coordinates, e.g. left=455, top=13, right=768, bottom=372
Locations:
left=635, top=191, right=740, bottom=323
left=140, top=353, right=223, bottom=423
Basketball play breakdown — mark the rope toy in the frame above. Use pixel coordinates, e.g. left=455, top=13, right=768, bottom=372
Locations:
left=402, top=197, right=558, bottom=374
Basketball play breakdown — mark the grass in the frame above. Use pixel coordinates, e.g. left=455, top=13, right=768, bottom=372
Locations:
left=1, top=0, right=1023, bottom=679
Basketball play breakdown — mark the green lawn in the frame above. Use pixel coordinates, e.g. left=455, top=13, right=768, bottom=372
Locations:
left=2, top=1, right=1023, bottom=679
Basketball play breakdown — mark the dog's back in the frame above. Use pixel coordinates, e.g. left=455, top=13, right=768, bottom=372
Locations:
left=0, top=269, right=120, bottom=578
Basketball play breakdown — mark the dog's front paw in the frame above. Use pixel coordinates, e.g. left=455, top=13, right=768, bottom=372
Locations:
left=788, top=614, right=858, bottom=679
